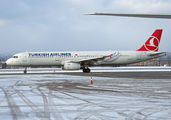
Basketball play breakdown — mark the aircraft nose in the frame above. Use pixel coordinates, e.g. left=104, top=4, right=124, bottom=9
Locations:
left=6, top=59, right=12, bottom=65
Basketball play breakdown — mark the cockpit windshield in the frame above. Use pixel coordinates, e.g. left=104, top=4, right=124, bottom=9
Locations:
left=13, top=56, right=18, bottom=58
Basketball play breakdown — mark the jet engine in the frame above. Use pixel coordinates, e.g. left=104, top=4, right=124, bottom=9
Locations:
left=63, top=62, right=81, bottom=70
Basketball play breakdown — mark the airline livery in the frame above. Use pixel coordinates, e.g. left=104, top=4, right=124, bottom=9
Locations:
left=6, top=29, right=166, bottom=74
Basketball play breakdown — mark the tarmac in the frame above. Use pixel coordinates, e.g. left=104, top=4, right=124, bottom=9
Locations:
left=56, top=71, right=171, bottom=79
left=0, top=67, right=171, bottom=120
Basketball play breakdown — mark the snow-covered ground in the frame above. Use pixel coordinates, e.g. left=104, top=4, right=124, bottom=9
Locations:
left=0, top=73, right=171, bottom=120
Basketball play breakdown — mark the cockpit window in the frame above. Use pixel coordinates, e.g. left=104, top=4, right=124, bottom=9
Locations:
left=13, top=56, right=18, bottom=58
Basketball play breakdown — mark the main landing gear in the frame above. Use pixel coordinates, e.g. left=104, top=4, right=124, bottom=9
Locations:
left=83, top=67, right=91, bottom=73
left=24, top=67, right=27, bottom=74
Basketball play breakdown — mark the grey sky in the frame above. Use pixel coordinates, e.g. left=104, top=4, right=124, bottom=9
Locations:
left=0, top=0, right=171, bottom=54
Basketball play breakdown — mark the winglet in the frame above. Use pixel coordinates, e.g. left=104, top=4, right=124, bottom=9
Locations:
left=136, top=29, right=163, bottom=52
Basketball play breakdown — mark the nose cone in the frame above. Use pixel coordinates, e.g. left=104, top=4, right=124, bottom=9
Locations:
left=6, top=58, right=12, bottom=65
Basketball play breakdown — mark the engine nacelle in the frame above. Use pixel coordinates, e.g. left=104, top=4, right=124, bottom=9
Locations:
left=63, top=63, right=81, bottom=70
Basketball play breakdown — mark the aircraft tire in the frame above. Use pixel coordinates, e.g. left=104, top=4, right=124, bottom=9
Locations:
left=83, top=68, right=91, bottom=73
left=87, top=68, right=91, bottom=73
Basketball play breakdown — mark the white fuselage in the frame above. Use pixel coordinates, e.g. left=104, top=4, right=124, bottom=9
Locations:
left=6, top=51, right=165, bottom=67
left=5, top=29, right=166, bottom=73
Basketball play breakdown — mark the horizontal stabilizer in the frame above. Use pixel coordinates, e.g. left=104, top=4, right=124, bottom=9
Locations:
left=148, top=52, right=166, bottom=56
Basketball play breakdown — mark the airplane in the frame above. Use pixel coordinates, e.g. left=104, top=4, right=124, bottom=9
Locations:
left=6, top=29, right=166, bottom=74
left=85, top=13, right=171, bottom=19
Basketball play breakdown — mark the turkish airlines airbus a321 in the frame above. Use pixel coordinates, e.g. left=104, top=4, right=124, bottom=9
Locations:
left=6, top=29, right=166, bottom=74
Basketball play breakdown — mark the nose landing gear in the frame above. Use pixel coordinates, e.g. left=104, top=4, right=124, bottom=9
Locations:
left=24, top=67, right=27, bottom=74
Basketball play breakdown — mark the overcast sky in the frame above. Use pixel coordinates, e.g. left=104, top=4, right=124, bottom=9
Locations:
left=0, top=0, right=171, bottom=54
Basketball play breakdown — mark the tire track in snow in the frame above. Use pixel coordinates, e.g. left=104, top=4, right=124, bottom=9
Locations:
left=126, top=106, right=169, bottom=120
left=60, top=91, right=115, bottom=120
left=37, top=86, right=50, bottom=119
left=48, top=89, right=64, bottom=120
left=0, top=87, right=25, bottom=120
left=13, top=88, right=44, bottom=119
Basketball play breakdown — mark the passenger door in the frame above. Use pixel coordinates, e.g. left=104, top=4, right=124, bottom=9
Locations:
left=55, top=56, right=60, bottom=61
left=23, top=53, right=27, bottom=62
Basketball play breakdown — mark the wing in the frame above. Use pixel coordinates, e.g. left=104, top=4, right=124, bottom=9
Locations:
left=62, top=55, right=108, bottom=65
left=69, top=56, right=107, bottom=62
left=85, top=13, right=171, bottom=19
left=78, top=56, right=107, bottom=62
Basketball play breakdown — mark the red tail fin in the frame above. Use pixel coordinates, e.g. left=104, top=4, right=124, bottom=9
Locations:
left=136, top=29, right=163, bottom=52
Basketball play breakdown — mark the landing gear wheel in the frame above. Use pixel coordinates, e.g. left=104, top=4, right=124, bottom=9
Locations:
left=24, top=70, right=27, bottom=74
left=83, top=67, right=91, bottom=73
left=24, top=67, right=27, bottom=74
left=87, top=68, right=90, bottom=73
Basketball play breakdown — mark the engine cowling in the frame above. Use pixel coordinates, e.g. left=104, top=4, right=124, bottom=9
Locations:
left=63, top=62, right=81, bottom=70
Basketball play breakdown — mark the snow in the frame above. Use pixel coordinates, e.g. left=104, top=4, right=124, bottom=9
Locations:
left=0, top=70, right=171, bottom=119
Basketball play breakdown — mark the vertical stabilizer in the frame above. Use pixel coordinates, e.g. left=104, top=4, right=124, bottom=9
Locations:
left=136, top=29, right=163, bottom=52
